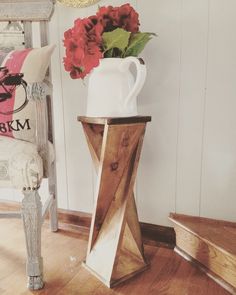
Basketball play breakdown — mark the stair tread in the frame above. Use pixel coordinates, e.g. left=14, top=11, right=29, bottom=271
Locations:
left=169, top=213, right=236, bottom=257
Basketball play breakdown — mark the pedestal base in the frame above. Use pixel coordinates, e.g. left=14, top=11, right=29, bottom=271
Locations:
left=82, top=261, right=149, bottom=288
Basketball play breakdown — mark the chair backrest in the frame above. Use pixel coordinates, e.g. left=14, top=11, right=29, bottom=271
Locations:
left=0, top=0, right=55, bottom=145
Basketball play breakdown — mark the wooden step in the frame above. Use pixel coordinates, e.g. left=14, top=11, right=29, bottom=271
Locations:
left=169, top=213, right=236, bottom=295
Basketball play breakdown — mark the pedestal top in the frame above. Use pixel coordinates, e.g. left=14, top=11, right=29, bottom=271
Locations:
left=78, top=116, right=151, bottom=125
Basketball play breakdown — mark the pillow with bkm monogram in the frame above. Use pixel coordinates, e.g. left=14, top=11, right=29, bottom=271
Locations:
left=0, top=44, right=55, bottom=143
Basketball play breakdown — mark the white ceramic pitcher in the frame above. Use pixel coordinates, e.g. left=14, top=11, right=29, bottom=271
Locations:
left=86, top=57, right=147, bottom=117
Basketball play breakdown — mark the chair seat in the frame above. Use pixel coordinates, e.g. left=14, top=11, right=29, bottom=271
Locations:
left=0, top=136, right=54, bottom=189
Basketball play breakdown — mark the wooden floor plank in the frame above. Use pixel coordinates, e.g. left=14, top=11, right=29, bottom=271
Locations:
left=0, top=219, right=231, bottom=295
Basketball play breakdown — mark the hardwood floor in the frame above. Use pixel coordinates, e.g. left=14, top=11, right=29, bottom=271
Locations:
left=0, top=219, right=230, bottom=295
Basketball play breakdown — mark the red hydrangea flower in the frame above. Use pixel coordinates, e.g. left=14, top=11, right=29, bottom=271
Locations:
left=63, top=17, right=103, bottom=79
left=117, top=4, right=140, bottom=33
left=63, top=4, right=141, bottom=79
left=97, top=4, right=140, bottom=33
left=96, top=6, right=119, bottom=32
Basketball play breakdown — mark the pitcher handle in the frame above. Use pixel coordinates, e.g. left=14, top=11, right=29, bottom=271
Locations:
left=119, top=57, right=147, bottom=107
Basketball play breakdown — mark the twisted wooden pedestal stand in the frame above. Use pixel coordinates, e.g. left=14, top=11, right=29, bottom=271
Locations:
left=78, top=116, right=151, bottom=288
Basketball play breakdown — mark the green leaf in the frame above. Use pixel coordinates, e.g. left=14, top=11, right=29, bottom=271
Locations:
left=124, top=32, right=156, bottom=57
left=104, top=48, right=123, bottom=58
left=104, top=48, right=114, bottom=58
left=102, top=28, right=131, bottom=53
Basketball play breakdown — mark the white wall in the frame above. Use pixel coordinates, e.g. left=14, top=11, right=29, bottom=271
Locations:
left=1, top=0, right=236, bottom=226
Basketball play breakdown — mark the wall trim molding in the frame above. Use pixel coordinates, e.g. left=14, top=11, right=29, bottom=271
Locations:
left=0, top=201, right=176, bottom=248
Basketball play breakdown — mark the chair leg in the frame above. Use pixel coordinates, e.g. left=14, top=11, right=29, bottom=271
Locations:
left=49, top=196, right=58, bottom=232
left=48, top=161, right=58, bottom=232
left=21, top=189, right=44, bottom=290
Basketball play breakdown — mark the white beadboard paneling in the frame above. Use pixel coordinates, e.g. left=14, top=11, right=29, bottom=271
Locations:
left=201, top=0, right=236, bottom=222
left=175, top=0, right=209, bottom=215
left=137, top=0, right=181, bottom=225
left=47, top=0, right=236, bottom=226
left=57, top=3, right=94, bottom=212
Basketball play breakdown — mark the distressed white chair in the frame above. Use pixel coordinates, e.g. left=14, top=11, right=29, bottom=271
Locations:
left=0, top=0, right=57, bottom=290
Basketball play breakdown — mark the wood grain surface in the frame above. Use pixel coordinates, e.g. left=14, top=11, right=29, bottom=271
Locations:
left=81, top=121, right=149, bottom=287
left=0, top=201, right=176, bottom=248
left=170, top=213, right=236, bottom=255
left=0, top=219, right=231, bottom=295
left=78, top=116, right=152, bottom=125
left=170, top=213, right=236, bottom=293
